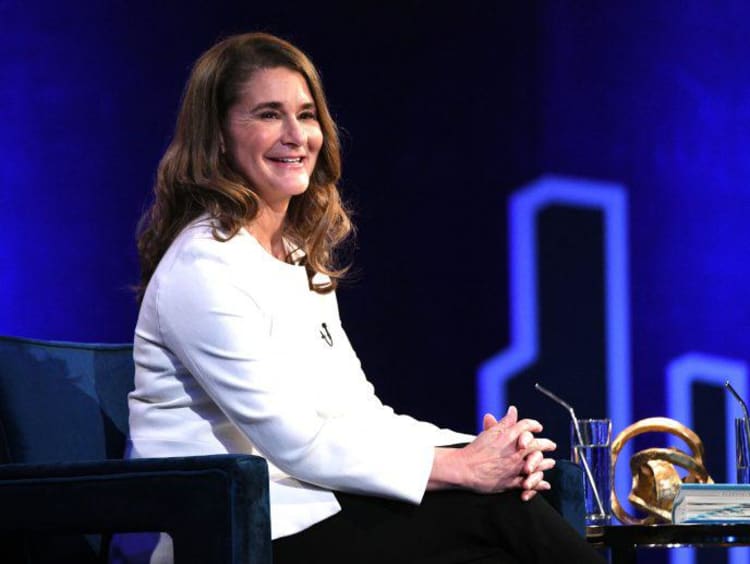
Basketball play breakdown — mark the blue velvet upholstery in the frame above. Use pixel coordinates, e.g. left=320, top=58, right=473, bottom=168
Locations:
left=0, top=337, right=134, bottom=465
left=0, top=335, right=271, bottom=563
left=541, top=459, right=586, bottom=537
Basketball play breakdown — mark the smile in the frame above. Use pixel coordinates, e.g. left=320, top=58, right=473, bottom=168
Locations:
left=268, top=157, right=304, bottom=164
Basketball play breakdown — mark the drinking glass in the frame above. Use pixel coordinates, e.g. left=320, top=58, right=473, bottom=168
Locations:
left=571, top=418, right=612, bottom=526
left=736, top=417, right=750, bottom=484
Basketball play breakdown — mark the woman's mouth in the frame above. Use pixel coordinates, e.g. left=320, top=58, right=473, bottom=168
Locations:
left=268, top=156, right=304, bottom=164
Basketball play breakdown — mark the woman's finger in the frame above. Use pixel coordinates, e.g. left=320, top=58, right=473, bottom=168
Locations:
left=537, top=457, right=556, bottom=472
left=501, top=418, right=543, bottom=446
left=515, top=418, right=543, bottom=434
left=534, top=480, right=551, bottom=491
left=504, top=474, right=526, bottom=491
left=522, top=470, right=545, bottom=491
left=482, top=413, right=499, bottom=431
left=517, top=430, right=534, bottom=450
left=495, top=405, right=518, bottom=431
left=521, top=437, right=557, bottom=455
left=523, top=450, right=543, bottom=474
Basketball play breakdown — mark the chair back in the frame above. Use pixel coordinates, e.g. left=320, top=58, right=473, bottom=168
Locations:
left=0, top=335, right=134, bottom=465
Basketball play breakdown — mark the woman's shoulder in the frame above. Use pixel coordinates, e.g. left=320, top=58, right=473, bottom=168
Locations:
left=142, top=219, right=266, bottom=314
left=165, top=215, right=259, bottom=264
left=153, top=215, right=310, bottom=297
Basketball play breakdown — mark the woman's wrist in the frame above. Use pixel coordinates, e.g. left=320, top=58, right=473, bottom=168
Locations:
left=427, top=447, right=469, bottom=491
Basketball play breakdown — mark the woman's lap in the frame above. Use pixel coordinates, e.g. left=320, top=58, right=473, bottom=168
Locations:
left=273, top=489, right=605, bottom=564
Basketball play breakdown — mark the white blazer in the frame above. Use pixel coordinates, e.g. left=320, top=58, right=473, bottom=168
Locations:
left=127, top=216, right=473, bottom=540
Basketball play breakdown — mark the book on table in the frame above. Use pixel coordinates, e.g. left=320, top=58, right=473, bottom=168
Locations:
left=673, top=483, right=750, bottom=524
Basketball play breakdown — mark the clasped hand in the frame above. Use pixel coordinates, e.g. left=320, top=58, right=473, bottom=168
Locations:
left=461, top=405, right=556, bottom=501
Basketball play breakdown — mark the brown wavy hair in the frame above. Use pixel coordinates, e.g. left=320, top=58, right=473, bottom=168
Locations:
left=136, top=32, right=352, bottom=301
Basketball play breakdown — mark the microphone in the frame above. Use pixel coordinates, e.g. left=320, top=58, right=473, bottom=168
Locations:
left=320, top=322, right=333, bottom=347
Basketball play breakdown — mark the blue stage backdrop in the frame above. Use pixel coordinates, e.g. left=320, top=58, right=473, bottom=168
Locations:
left=3, top=5, right=750, bottom=560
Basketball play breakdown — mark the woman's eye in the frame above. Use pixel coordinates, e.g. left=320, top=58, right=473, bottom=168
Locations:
left=259, top=111, right=280, bottom=119
left=299, top=111, right=318, bottom=121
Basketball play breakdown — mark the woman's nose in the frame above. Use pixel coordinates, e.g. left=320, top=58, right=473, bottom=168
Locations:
left=281, top=117, right=305, bottom=146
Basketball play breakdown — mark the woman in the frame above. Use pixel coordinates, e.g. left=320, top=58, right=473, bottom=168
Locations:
left=127, top=32, right=604, bottom=563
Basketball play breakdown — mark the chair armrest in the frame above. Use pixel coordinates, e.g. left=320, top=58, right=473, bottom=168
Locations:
left=541, top=459, right=586, bottom=536
left=0, top=454, right=271, bottom=564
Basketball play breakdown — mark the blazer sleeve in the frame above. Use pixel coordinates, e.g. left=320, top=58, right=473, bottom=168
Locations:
left=155, top=237, right=441, bottom=504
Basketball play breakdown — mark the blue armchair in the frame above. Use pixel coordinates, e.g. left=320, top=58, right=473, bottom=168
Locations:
left=0, top=335, right=271, bottom=563
left=543, top=459, right=586, bottom=536
left=0, top=335, right=585, bottom=563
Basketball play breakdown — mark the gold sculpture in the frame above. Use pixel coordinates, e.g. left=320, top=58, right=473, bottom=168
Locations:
left=611, top=417, right=713, bottom=524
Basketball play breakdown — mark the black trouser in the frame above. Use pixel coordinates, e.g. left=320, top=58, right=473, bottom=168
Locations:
left=273, top=489, right=605, bottom=564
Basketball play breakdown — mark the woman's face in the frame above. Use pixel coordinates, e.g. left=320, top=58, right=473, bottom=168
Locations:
left=224, top=67, right=323, bottom=209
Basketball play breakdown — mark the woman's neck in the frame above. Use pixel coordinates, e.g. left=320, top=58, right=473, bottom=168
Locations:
left=246, top=203, right=288, bottom=261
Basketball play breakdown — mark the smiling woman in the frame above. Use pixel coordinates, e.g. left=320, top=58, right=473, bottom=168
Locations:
left=118, top=32, right=605, bottom=564
left=136, top=33, right=350, bottom=302
left=223, top=67, right=324, bottom=257
left=224, top=67, right=322, bottom=205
